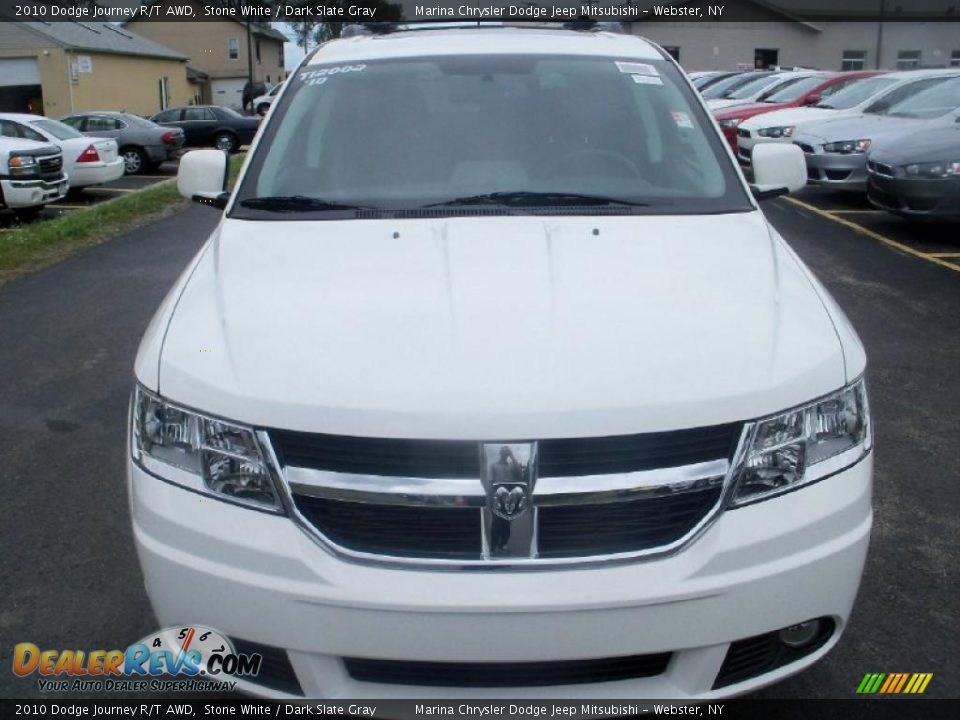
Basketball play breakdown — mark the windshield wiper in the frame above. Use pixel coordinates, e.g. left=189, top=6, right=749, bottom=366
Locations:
left=815, top=103, right=834, bottom=109
left=238, top=195, right=376, bottom=213
left=423, top=191, right=666, bottom=209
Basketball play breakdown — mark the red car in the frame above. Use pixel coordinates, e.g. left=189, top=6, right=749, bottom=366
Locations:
left=713, top=70, right=886, bottom=151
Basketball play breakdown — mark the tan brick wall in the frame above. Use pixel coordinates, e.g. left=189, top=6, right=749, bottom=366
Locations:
left=65, top=52, right=192, bottom=116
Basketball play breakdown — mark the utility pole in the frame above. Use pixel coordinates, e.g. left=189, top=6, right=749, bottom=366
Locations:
left=246, top=20, right=255, bottom=111
left=875, top=0, right=886, bottom=69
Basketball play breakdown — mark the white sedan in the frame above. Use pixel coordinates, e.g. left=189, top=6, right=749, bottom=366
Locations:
left=0, top=113, right=124, bottom=188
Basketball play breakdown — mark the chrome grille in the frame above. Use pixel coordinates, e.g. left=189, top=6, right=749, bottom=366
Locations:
left=38, top=154, right=63, bottom=180
left=266, top=423, right=747, bottom=567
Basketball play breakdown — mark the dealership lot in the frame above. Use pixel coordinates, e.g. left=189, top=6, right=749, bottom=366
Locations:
left=0, top=191, right=956, bottom=699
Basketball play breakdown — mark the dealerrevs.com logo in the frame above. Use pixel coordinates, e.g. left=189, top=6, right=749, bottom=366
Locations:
left=13, top=626, right=261, bottom=693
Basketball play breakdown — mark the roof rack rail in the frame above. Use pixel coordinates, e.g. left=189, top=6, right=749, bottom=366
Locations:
left=340, top=21, right=627, bottom=39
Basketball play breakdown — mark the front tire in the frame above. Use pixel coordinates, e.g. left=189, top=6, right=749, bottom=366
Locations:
left=214, top=132, right=238, bottom=153
left=121, top=146, right=147, bottom=175
left=14, top=205, right=44, bottom=222
left=256, top=103, right=270, bottom=117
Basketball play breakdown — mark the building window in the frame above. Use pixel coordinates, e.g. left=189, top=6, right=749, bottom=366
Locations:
left=841, top=50, right=867, bottom=71
left=896, top=50, right=921, bottom=70
left=278, top=43, right=284, bottom=67
left=754, top=49, right=779, bottom=69
left=227, top=37, right=239, bottom=60
left=663, top=46, right=680, bottom=62
left=950, top=50, right=960, bottom=67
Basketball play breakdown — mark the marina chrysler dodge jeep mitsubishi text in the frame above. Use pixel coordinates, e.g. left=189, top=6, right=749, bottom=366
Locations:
left=130, top=24, right=873, bottom=699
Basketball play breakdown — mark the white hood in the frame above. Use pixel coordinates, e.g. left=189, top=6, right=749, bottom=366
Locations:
left=150, top=212, right=846, bottom=439
left=740, top=105, right=845, bottom=132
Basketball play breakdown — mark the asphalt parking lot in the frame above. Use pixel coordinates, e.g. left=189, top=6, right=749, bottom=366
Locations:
left=0, top=161, right=179, bottom=230
left=0, top=190, right=957, bottom=700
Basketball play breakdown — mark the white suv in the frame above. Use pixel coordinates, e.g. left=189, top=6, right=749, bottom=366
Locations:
left=131, top=24, right=872, bottom=699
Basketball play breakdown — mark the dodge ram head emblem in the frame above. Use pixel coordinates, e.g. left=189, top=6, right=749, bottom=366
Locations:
left=482, top=443, right=537, bottom=520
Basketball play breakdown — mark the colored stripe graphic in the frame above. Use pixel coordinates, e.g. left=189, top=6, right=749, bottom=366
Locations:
left=857, top=672, right=932, bottom=694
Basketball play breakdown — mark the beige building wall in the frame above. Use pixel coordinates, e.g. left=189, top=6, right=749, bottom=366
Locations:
left=0, top=47, right=190, bottom=116
left=127, top=10, right=285, bottom=84
left=66, top=52, right=192, bottom=115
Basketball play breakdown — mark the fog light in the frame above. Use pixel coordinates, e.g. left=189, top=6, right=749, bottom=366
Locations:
left=778, top=620, right=822, bottom=648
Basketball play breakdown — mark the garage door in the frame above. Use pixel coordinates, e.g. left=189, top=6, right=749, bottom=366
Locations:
left=0, top=57, right=41, bottom=113
left=211, top=78, right=246, bottom=111
left=0, top=58, right=40, bottom=87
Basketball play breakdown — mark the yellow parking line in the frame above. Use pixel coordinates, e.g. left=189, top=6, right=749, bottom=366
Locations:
left=784, top=197, right=960, bottom=275
left=826, top=209, right=884, bottom=215
left=136, top=175, right=172, bottom=179
left=85, top=187, right=137, bottom=193
left=927, top=252, right=960, bottom=258
left=51, top=204, right=88, bottom=209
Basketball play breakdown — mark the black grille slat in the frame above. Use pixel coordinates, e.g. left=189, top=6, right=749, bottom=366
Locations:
left=537, top=488, right=722, bottom=557
left=294, top=496, right=482, bottom=558
left=230, top=639, right=303, bottom=696
left=271, top=423, right=740, bottom=479
left=713, top=619, right=835, bottom=689
left=345, top=653, right=671, bottom=687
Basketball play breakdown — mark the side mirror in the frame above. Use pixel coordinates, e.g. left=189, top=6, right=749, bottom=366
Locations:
left=750, top=143, right=807, bottom=200
left=803, top=94, right=821, bottom=106
left=177, top=149, right=229, bottom=209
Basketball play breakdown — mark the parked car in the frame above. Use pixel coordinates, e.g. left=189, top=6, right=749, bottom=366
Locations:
left=793, top=75, right=960, bottom=191
left=699, top=70, right=774, bottom=102
left=135, top=25, right=873, bottom=700
left=736, top=70, right=960, bottom=166
left=705, top=71, right=800, bottom=111
left=149, top=105, right=260, bottom=153
left=242, top=81, right=267, bottom=114
left=0, top=136, right=67, bottom=219
left=252, top=82, right=283, bottom=116
left=692, top=70, right=743, bottom=92
left=0, top=113, right=122, bottom=188
left=714, top=71, right=885, bottom=152
left=867, top=125, right=960, bottom=219
left=60, top=111, right=185, bottom=175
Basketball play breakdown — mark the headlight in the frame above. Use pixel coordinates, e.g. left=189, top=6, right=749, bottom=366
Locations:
left=822, top=139, right=871, bottom=154
left=757, top=125, right=795, bottom=138
left=731, top=378, right=871, bottom=506
left=131, top=386, right=282, bottom=512
left=8, top=155, right=39, bottom=177
left=903, top=160, right=960, bottom=178
left=718, top=118, right=742, bottom=128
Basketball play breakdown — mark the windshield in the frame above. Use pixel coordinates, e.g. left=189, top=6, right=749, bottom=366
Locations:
left=864, top=76, right=955, bottom=115
left=123, top=113, right=161, bottom=129
left=884, top=76, right=960, bottom=118
left=30, top=118, right=84, bottom=140
left=701, top=72, right=765, bottom=99
left=725, top=74, right=785, bottom=100
left=816, top=76, right=895, bottom=109
left=232, top=54, right=751, bottom=219
left=761, top=75, right=826, bottom=103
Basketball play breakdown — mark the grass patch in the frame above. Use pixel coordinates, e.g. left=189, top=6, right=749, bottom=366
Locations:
left=0, top=153, right=245, bottom=284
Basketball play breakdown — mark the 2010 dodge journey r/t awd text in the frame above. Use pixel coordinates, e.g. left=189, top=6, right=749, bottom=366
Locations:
left=130, top=24, right=873, bottom=699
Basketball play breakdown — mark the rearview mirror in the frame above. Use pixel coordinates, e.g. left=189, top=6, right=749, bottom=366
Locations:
left=750, top=143, right=807, bottom=200
left=177, top=149, right=229, bottom=209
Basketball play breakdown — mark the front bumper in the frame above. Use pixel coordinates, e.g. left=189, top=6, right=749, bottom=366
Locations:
left=130, top=450, right=872, bottom=699
left=867, top=172, right=960, bottom=218
left=794, top=141, right=868, bottom=191
left=0, top=175, right=69, bottom=208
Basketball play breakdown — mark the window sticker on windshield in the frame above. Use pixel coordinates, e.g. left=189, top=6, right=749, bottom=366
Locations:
left=616, top=61, right=658, bottom=77
left=632, top=74, right=663, bottom=86
left=671, top=110, right=694, bottom=129
left=299, top=64, right=366, bottom=86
